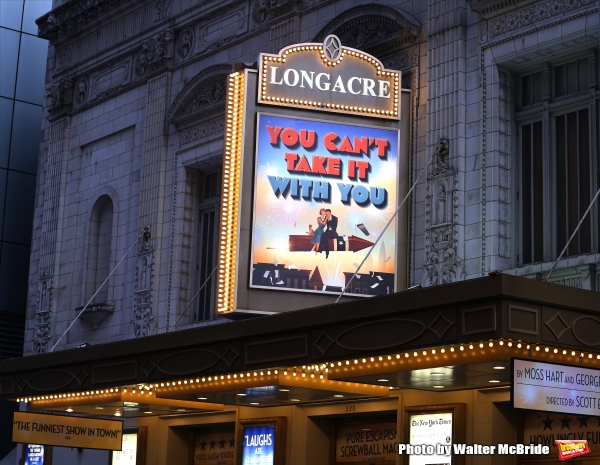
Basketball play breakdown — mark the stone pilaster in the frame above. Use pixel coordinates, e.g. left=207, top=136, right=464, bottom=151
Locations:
left=423, top=0, right=468, bottom=284
left=133, top=72, right=171, bottom=336
left=34, top=117, right=71, bottom=353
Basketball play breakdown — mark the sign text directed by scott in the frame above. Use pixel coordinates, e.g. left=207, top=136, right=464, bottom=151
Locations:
left=251, top=114, right=399, bottom=296
left=13, top=412, right=123, bottom=451
left=512, top=358, right=600, bottom=416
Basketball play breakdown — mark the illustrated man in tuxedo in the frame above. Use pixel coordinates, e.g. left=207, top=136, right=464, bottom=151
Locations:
left=319, top=209, right=338, bottom=259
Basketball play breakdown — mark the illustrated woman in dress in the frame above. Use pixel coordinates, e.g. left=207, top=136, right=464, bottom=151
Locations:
left=310, top=208, right=327, bottom=253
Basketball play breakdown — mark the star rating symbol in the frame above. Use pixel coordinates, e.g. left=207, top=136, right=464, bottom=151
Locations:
left=200, top=439, right=207, bottom=450
left=577, top=416, right=589, bottom=428
left=229, top=437, right=235, bottom=448
left=209, top=439, right=216, bottom=450
left=559, top=416, right=571, bottom=430
left=219, top=437, right=226, bottom=449
left=541, top=415, right=554, bottom=431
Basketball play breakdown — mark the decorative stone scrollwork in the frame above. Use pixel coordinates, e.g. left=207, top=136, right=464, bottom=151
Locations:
left=178, top=119, right=224, bottom=147
left=55, top=46, right=72, bottom=72
left=134, top=29, right=174, bottom=79
left=132, top=250, right=156, bottom=337
left=155, top=0, right=172, bottom=23
left=423, top=139, right=464, bottom=287
left=140, top=225, right=152, bottom=252
left=45, top=79, right=74, bottom=117
left=251, top=0, right=301, bottom=27
left=73, top=76, right=88, bottom=108
left=175, top=28, right=194, bottom=62
left=384, top=52, right=409, bottom=71
left=33, top=279, right=52, bottom=354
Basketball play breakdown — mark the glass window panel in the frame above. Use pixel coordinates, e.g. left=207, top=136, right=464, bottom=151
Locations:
left=0, top=0, right=24, bottom=30
left=533, top=121, right=543, bottom=262
left=3, top=170, right=36, bottom=245
left=566, top=61, right=578, bottom=95
left=556, top=115, right=567, bottom=255
left=0, top=28, right=20, bottom=98
left=0, top=98, right=14, bottom=168
left=578, top=58, right=589, bottom=91
left=521, top=124, right=532, bottom=264
left=521, top=74, right=532, bottom=106
left=21, top=0, right=52, bottom=35
left=532, top=72, right=542, bottom=104
left=578, top=109, right=591, bottom=254
left=0, top=242, right=31, bottom=313
left=15, top=33, right=48, bottom=105
left=0, top=168, right=7, bottom=238
left=9, top=100, right=41, bottom=174
left=567, top=111, right=578, bottom=254
left=554, top=64, right=566, bottom=98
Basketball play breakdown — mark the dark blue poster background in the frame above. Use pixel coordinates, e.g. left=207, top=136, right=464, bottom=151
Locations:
left=241, top=425, right=275, bottom=465
left=24, top=444, right=44, bottom=465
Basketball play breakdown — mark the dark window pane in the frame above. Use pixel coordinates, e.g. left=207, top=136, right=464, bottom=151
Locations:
left=0, top=0, right=23, bottom=30
left=521, top=74, right=532, bottom=106
left=555, top=64, right=566, bottom=98
left=21, top=0, right=51, bottom=35
left=3, top=170, right=35, bottom=245
left=0, top=98, right=14, bottom=168
left=0, top=242, right=31, bottom=313
left=0, top=168, right=7, bottom=238
left=197, top=209, right=216, bottom=321
left=532, top=72, right=542, bottom=104
left=556, top=115, right=567, bottom=255
left=521, top=124, right=532, bottom=264
left=9, top=100, right=41, bottom=174
left=566, top=61, right=578, bottom=95
left=578, top=109, right=591, bottom=254
left=533, top=121, right=543, bottom=262
left=578, top=58, right=589, bottom=91
left=15, top=33, right=48, bottom=105
left=0, top=28, right=20, bottom=98
left=567, top=111, right=578, bottom=254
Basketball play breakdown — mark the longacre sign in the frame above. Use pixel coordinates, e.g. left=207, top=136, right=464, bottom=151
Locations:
left=13, top=412, right=123, bottom=451
left=512, top=358, right=600, bottom=416
left=258, top=35, right=401, bottom=119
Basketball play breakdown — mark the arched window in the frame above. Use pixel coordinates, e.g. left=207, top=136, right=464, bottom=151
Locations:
left=87, top=195, right=114, bottom=303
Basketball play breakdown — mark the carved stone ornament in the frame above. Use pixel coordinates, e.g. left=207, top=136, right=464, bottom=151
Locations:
left=134, top=29, right=174, bottom=79
left=313, top=5, right=420, bottom=56
left=422, top=140, right=464, bottom=287
left=33, top=279, right=52, bottom=354
left=73, top=76, right=88, bottom=108
left=75, top=302, right=115, bottom=330
left=175, top=27, right=194, bottom=62
left=165, top=65, right=231, bottom=132
left=140, top=225, right=152, bottom=252
left=132, top=250, right=156, bottom=337
left=178, top=119, right=224, bottom=147
left=384, top=52, right=410, bottom=71
left=155, top=0, right=172, bottom=23
left=251, top=0, right=301, bottom=27
left=45, top=79, right=74, bottom=118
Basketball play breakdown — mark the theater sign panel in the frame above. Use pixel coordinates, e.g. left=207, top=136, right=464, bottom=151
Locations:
left=216, top=35, right=408, bottom=314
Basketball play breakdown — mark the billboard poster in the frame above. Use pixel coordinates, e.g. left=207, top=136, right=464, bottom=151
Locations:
left=241, top=425, right=275, bottom=465
left=408, top=413, right=453, bottom=465
left=251, top=113, right=399, bottom=296
left=24, top=444, right=44, bottom=465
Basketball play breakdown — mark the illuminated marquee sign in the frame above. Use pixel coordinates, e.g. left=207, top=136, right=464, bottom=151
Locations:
left=237, top=418, right=286, bottom=465
left=258, top=35, right=400, bottom=119
left=512, top=358, right=600, bottom=416
left=13, top=412, right=123, bottom=451
left=216, top=35, right=405, bottom=313
left=250, top=114, right=398, bottom=295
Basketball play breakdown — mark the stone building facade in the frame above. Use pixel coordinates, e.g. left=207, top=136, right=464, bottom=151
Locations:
left=26, top=0, right=600, bottom=355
